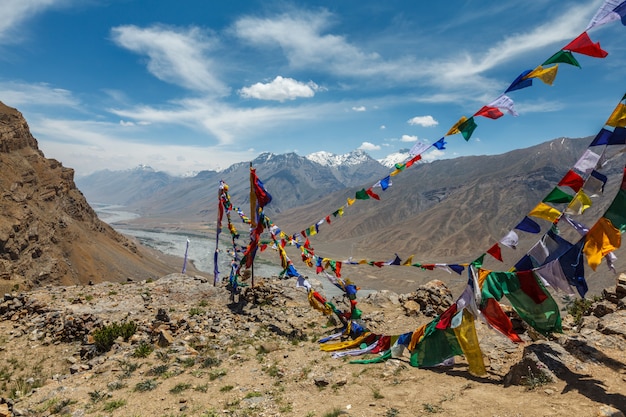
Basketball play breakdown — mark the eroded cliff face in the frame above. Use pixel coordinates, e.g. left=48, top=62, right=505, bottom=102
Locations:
left=0, top=102, right=180, bottom=290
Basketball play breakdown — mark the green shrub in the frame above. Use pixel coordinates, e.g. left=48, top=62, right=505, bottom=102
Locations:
left=92, top=321, right=137, bottom=353
left=133, top=342, right=154, bottom=358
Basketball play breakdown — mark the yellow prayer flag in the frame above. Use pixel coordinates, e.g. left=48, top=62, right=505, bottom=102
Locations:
left=358, top=259, right=368, bottom=264
left=390, top=169, right=402, bottom=176
left=606, top=103, right=626, bottom=127
left=307, top=225, right=317, bottom=236
left=445, top=116, right=468, bottom=136
left=408, top=323, right=427, bottom=351
left=347, top=198, right=355, bottom=206
left=337, top=207, right=344, bottom=217
left=565, top=191, right=592, bottom=216
left=477, top=268, right=490, bottom=289
left=529, top=202, right=562, bottom=222
left=402, top=255, right=414, bottom=266
left=320, top=333, right=371, bottom=352
left=524, top=65, right=558, bottom=86
left=453, top=310, right=487, bottom=377
left=583, top=217, right=621, bottom=271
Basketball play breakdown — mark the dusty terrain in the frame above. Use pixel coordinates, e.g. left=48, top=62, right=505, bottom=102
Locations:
left=0, top=273, right=625, bottom=417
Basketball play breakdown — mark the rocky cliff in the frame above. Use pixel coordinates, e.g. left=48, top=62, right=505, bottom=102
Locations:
left=0, top=102, right=189, bottom=290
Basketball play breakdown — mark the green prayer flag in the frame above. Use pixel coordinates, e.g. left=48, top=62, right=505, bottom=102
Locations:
left=543, top=187, right=574, bottom=204
left=542, top=50, right=581, bottom=68
left=481, top=271, right=562, bottom=336
left=458, top=117, right=477, bottom=141
left=604, top=189, right=626, bottom=232
left=355, top=188, right=370, bottom=200
left=410, top=318, right=463, bottom=368
left=472, top=254, right=485, bottom=268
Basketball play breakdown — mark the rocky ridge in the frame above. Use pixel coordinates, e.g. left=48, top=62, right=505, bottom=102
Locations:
left=0, top=102, right=188, bottom=291
left=0, top=273, right=624, bottom=416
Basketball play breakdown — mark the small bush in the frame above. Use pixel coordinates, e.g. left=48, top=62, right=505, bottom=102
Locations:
left=133, top=342, right=154, bottom=358
left=92, top=321, right=137, bottom=353
left=170, top=383, right=191, bottom=394
left=103, top=399, right=126, bottom=412
left=134, top=379, right=159, bottom=392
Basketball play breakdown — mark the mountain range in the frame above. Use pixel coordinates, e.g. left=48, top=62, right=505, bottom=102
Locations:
left=76, top=135, right=625, bottom=295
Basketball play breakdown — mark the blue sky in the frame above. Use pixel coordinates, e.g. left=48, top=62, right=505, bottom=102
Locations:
left=1, top=0, right=625, bottom=176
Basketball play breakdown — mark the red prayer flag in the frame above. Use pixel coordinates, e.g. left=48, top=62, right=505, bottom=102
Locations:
left=481, top=298, right=523, bottom=343
left=259, top=244, right=267, bottom=252
left=487, top=243, right=503, bottom=262
left=366, top=188, right=381, bottom=200
left=435, top=304, right=458, bottom=329
left=516, top=270, right=548, bottom=304
left=563, top=32, right=608, bottom=58
left=405, top=154, right=422, bottom=167
left=474, top=105, right=505, bottom=120
left=558, top=169, right=584, bottom=192
left=373, top=261, right=385, bottom=268
left=325, top=215, right=331, bottom=224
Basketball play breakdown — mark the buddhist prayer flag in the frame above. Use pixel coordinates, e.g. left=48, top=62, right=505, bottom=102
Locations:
left=606, top=103, right=626, bottom=127
left=563, top=32, right=608, bottom=58
left=487, top=243, right=503, bottom=261
left=604, top=171, right=626, bottom=231
left=453, top=310, right=487, bottom=376
left=500, top=230, right=519, bottom=249
left=481, top=271, right=562, bottom=336
left=446, top=116, right=468, bottom=136
left=565, top=191, right=592, bottom=215
left=410, top=318, right=463, bottom=368
left=608, top=127, right=626, bottom=144
left=458, top=117, right=477, bottom=141
left=480, top=297, right=523, bottom=343
left=354, top=188, right=370, bottom=200
left=557, top=241, right=589, bottom=297
left=524, top=65, right=559, bottom=86
left=534, top=260, right=575, bottom=295
left=543, top=187, right=574, bottom=204
left=583, top=217, right=621, bottom=270
left=505, top=69, right=533, bottom=93
left=433, top=137, right=447, bottom=150
left=515, top=216, right=541, bottom=234
left=365, top=188, right=380, bottom=200
left=590, top=128, right=613, bottom=146
left=409, top=141, right=430, bottom=156
left=529, top=202, right=562, bottom=222
left=488, top=94, right=519, bottom=116
left=474, top=106, right=504, bottom=120
left=405, top=154, right=422, bottom=167
left=586, top=0, right=626, bottom=31
left=379, top=176, right=392, bottom=190
left=584, top=170, right=607, bottom=197
left=558, top=170, right=584, bottom=192
left=573, top=149, right=601, bottom=174
left=542, top=50, right=581, bottom=68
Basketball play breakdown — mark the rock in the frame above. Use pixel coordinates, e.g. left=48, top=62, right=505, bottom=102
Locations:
left=504, top=341, right=575, bottom=387
left=156, top=329, right=175, bottom=347
left=258, top=342, right=279, bottom=353
left=0, top=403, right=9, bottom=417
left=314, top=377, right=329, bottom=387
left=597, top=405, right=625, bottom=417
left=597, top=311, right=626, bottom=339
left=593, top=301, right=616, bottom=318
left=402, top=300, right=421, bottom=316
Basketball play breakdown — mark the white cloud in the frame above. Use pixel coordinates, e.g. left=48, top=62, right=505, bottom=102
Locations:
left=422, top=148, right=446, bottom=162
left=352, top=106, right=366, bottom=112
left=119, top=120, right=134, bottom=126
left=239, top=76, right=320, bottom=101
left=0, top=81, right=79, bottom=107
left=110, top=25, right=229, bottom=96
left=380, top=125, right=386, bottom=130
left=30, top=117, right=256, bottom=176
left=407, top=115, right=438, bottom=127
left=358, top=141, right=380, bottom=151
left=0, top=0, right=67, bottom=44
left=400, top=134, right=417, bottom=142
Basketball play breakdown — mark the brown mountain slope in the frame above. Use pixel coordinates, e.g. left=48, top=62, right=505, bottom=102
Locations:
left=0, top=102, right=198, bottom=290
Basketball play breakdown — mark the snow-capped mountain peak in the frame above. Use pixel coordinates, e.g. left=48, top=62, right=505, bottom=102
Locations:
left=377, top=149, right=411, bottom=168
left=306, top=149, right=371, bottom=167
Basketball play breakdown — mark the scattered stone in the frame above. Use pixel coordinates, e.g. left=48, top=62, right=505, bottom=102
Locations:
left=156, top=329, right=175, bottom=347
left=597, top=405, right=625, bottom=417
